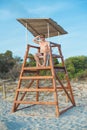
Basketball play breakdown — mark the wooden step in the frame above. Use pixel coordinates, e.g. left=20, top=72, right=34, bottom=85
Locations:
left=52, top=54, right=63, bottom=58
left=54, top=66, right=65, bottom=72
left=16, top=87, right=70, bottom=92
left=23, top=66, right=51, bottom=71
left=20, top=76, right=53, bottom=80
left=54, top=66, right=65, bottom=69
left=17, top=88, right=55, bottom=92
left=14, top=100, right=56, bottom=105
left=23, top=66, right=65, bottom=71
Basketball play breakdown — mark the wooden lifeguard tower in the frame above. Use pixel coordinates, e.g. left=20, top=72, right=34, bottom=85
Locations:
left=12, top=18, right=75, bottom=117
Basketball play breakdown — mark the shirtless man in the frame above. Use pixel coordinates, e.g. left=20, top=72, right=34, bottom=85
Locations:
left=33, top=34, right=50, bottom=66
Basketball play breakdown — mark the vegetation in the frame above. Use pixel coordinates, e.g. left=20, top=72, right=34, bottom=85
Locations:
left=0, top=50, right=22, bottom=80
left=65, top=56, right=87, bottom=80
left=0, top=51, right=87, bottom=80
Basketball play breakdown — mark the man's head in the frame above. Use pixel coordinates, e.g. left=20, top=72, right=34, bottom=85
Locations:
left=40, top=34, right=45, bottom=39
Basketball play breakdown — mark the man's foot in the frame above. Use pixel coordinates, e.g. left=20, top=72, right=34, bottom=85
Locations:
left=41, top=63, right=46, bottom=67
left=37, top=63, right=41, bottom=67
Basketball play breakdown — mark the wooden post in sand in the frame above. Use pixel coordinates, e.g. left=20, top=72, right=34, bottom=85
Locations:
left=2, top=82, right=6, bottom=99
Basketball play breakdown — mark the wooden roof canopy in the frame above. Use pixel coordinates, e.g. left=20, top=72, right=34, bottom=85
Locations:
left=17, top=18, right=68, bottom=38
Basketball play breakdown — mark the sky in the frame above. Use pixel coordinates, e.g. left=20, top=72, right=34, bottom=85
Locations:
left=0, top=0, right=87, bottom=59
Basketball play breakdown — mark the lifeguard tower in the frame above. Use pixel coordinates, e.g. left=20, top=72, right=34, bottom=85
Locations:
left=12, top=18, right=75, bottom=117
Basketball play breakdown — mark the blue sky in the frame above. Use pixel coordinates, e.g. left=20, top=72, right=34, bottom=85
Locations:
left=0, top=0, right=87, bottom=59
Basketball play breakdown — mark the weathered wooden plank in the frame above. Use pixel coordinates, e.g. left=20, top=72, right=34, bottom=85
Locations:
left=14, top=101, right=56, bottom=105
left=20, top=76, right=53, bottom=80
left=17, top=88, right=55, bottom=92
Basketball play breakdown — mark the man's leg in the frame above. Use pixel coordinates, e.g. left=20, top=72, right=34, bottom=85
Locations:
left=34, top=53, right=41, bottom=66
left=42, top=52, right=47, bottom=66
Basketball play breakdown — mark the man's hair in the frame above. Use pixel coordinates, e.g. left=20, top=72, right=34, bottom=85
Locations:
left=40, top=34, right=45, bottom=38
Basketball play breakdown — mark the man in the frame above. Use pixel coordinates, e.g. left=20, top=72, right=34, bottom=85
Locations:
left=33, top=34, right=50, bottom=66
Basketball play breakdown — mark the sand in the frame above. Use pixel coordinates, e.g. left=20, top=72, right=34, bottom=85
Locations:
left=0, top=80, right=87, bottom=130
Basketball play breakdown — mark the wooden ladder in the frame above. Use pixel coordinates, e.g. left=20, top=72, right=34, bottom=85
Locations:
left=12, top=43, right=75, bottom=117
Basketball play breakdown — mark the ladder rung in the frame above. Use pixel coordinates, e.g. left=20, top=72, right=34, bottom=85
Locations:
left=54, top=66, right=65, bottom=69
left=52, top=54, right=62, bottom=58
left=23, top=66, right=51, bottom=70
left=17, top=88, right=55, bottom=92
left=14, top=101, right=56, bottom=105
left=56, top=86, right=70, bottom=91
left=20, top=76, right=53, bottom=80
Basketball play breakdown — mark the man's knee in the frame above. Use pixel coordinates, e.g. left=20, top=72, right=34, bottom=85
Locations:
left=34, top=53, right=37, bottom=57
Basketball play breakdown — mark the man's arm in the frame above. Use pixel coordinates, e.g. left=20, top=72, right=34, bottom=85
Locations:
left=33, top=35, right=40, bottom=44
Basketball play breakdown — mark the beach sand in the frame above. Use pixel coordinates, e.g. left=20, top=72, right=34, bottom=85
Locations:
left=0, top=80, right=87, bottom=130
